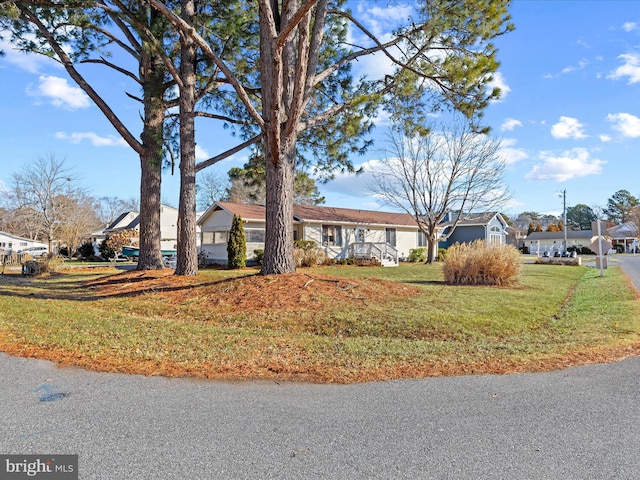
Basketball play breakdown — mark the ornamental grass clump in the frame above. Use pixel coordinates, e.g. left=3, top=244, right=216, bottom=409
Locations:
left=443, top=240, right=521, bottom=286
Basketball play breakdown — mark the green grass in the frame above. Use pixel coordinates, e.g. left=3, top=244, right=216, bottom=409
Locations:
left=0, top=263, right=639, bottom=383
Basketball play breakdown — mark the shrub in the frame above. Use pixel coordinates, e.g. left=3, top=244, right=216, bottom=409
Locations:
left=227, top=215, right=246, bottom=269
left=294, top=241, right=326, bottom=267
left=294, top=239, right=318, bottom=251
left=253, top=249, right=264, bottom=266
left=408, top=248, right=426, bottom=262
left=99, top=239, right=115, bottom=260
left=443, top=240, right=521, bottom=286
left=437, top=248, right=448, bottom=262
left=78, top=241, right=95, bottom=259
left=294, top=247, right=327, bottom=267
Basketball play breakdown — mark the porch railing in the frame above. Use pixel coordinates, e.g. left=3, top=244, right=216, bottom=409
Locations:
left=348, top=242, right=398, bottom=265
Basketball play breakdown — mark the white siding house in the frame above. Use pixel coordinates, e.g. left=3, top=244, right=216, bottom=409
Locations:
left=526, top=230, right=597, bottom=255
left=102, top=205, right=200, bottom=251
left=197, top=202, right=421, bottom=266
left=0, top=231, right=47, bottom=255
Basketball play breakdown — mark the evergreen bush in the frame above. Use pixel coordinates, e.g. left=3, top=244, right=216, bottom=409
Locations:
left=408, top=248, right=427, bottom=262
left=78, top=241, right=95, bottom=259
left=227, top=215, right=246, bottom=269
left=99, top=239, right=115, bottom=260
left=253, top=249, right=264, bottom=266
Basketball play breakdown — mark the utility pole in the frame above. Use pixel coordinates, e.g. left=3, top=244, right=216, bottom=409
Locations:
left=559, top=189, right=567, bottom=253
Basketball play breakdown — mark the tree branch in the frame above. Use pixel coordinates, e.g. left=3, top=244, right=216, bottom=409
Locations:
left=149, top=0, right=264, bottom=129
left=16, top=3, right=142, bottom=154
left=195, top=134, right=262, bottom=173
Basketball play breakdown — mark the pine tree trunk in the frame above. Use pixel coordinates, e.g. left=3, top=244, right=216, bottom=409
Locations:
left=174, top=0, right=199, bottom=276
left=137, top=155, right=163, bottom=270
left=261, top=142, right=296, bottom=274
left=258, top=1, right=298, bottom=275
left=136, top=30, right=165, bottom=271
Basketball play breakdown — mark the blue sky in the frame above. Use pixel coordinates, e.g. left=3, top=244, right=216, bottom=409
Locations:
left=1, top=1, right=639, bottom=218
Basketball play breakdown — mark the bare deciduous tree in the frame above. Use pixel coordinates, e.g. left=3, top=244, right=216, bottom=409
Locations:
left=196, top=171, right=228, bottom=211
left=57, top=194, right=102, bottom=256
left=6, top=154, right=87, bottom=252
left=369, top=120, right=510, bottom=263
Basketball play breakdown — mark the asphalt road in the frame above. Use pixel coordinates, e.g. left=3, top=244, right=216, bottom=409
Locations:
left=617, top=254, right=640, bottom=290
left=2, top=257, right=640, bottom=479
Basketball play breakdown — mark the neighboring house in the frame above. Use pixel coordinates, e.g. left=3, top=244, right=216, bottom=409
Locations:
left=525, top=230, right=597, bottom=255
left=505, top=225, right=527, bottom=251
left=438, top=212, right=509, bottom=249
left=197, top=202, right=420, bottom=266
left=98, top=205, right=200, bottom=251
left=0, top=231, right=47, bottom=255
left=607, top=222, right=639, bottom=252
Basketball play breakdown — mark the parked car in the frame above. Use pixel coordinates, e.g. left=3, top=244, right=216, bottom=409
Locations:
left=19, top=246, right=49, bottom=257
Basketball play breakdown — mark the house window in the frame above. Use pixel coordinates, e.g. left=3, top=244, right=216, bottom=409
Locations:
left=386, top=228, right=396, bottom=247
left=215, top=231, right=230, bottom=244
left=489, top=226, right=502, bottom=246
left=202, top=231, right=228, bottom=245
left=322, top=225, right=342, bottom=246
left=245, top=229, right=265, bottom=243
left=417, top=230, right=427, bottom=247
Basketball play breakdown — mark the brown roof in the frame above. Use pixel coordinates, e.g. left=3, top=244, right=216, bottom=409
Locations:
left=216, top=202, right=268, bottom=221
left=293, top=204, right=417, bottom=227
left=214, top=202, right=417, bottom=227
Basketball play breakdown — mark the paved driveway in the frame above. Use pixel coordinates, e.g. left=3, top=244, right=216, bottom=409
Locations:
left=2, top=258, right=640, bottom=479
left=3, top=351, right=640, bottom=479
left=617, top=254, right=640, bottom=290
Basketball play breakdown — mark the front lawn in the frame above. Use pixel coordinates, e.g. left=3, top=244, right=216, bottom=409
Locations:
left=0, top=263, right=638, bottom=383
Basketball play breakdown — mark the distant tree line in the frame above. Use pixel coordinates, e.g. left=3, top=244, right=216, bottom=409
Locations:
left=507, top=189, right=640, bottom=233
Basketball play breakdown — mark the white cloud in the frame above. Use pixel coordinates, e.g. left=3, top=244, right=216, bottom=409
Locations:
left=355, top=2, right=413, bottom=39
left=487, top=72, right=510, bottom=102
left=561, top=59, right=589, bottom=74
left=623, top=22, right=638, bottom=32
left=27, top=75, right=90, bottom=110
left=501, top=118, right=522, bottom=131
left=0, top=37, right=59, bottom=74
left=499, top=139, right=528, bottom=165
left=607, top=112, right=640, bottom=138
left=323, top=159, right=380, bottom=198
left=525, top=148, right=605, bottom=182
left=551, top=116, right=587, bottom=139
left=608, top=52, right=640, bottom=84
left=55, top=131, right=128, bottom=147
left=195, top=145, right=210, bottom=160
left=599, top=134, right=613, bottom=142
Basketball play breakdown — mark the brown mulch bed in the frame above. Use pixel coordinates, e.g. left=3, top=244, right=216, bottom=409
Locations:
left=84, top=269, right=420, bottom=313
